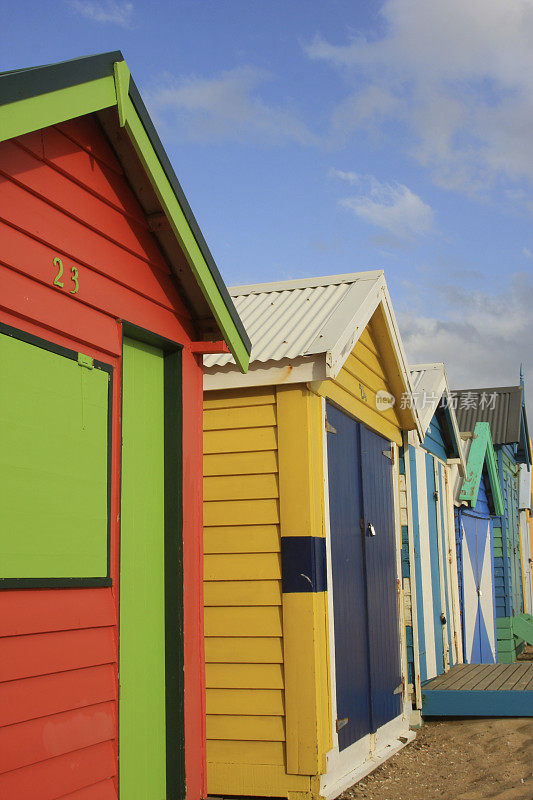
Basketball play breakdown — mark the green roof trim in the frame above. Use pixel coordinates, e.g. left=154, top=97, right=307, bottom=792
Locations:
left=0, top=76, right=116, bottom=142
left=459, top=422, right=505, bottom=515
left=0, top=52, right=250, bottom=371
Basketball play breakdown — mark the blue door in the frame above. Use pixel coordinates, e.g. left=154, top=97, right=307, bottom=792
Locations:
left=327, top=404, right=372, bottom=750
left=459, top=510, right=497, bottom=664
left=327, top=404, right=402, bottom=749
left=361, top=425, right=403, bottom=730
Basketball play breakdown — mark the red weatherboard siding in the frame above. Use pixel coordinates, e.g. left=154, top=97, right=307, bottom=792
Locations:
left=0, top=116, right=206, bottom=798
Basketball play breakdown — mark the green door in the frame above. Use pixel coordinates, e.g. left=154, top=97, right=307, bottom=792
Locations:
left=120, top=338, right=167, bottom=798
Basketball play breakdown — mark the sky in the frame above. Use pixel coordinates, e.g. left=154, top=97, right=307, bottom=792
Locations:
left=3, top=0, right=533, bottom=418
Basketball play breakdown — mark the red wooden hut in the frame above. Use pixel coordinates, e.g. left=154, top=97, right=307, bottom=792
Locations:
left=0, top=52, right=250, bottom=800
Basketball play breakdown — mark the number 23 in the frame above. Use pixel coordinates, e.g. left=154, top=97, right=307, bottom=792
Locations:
left=53, top=257, right=79, bottom=294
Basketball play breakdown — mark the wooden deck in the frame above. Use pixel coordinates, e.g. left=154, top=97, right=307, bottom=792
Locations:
left=421, top=663, right=533, bottom=716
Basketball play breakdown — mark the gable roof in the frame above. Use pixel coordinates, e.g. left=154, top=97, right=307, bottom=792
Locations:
left=204, top=270, right=421, bottom=434
left=0, top=52, right=251, bottom=371
left=458, top=422, right=505, bottom=515
left=453, top=386, right=530, bottom=465
left=409, top=363, right=466, bottom=473
left=205, top=271, right=383, bottom=369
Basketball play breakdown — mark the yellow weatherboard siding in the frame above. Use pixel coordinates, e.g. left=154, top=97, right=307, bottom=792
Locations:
left=204, top=386, right=289, bottom=796
left=312, top=313, right=402, bottom=444
left=203, top=384, right=331, bottom=799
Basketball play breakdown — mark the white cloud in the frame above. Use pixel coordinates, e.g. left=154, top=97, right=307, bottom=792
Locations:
left=305, top=0, right=533, bottom=196
left=145, top=67, right=317, bottom=146
left=67, top=0, right=134, bottom=26
left=398, top=271, right=533, bottom=420
left=330, top=170, right=434, bottom=238
left=523, top=247, right=532, bottom=259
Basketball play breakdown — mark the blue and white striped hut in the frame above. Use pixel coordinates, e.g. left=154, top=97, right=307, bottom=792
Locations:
left=401, top=363, right=466, bottom=713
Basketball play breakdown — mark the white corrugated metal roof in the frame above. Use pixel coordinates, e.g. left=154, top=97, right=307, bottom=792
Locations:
left=203, top=270, right=422, bottom=437
left=409, top=362, right=466, bottom=474
left=204, top=271, right=384, bottom=368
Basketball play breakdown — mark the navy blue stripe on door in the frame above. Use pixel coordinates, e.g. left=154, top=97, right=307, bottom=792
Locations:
left=280, top=536, right=327, bottom=593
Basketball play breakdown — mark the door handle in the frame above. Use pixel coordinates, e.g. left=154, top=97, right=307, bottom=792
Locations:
left=367, top=523, right=376, bottom=537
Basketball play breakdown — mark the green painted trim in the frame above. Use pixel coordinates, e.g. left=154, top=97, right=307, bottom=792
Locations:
left=459, top=422, right=505, bottom=514
left=122, top=94, right=249, bottom=371
left=485, top=425, right=505, bottom=515
left=113, top=60, right=130, bottom=128
left=459, top=422, right=488, bottom=505
left=120, top=338, right=167, bottom=798
left=0, top=75, right=116, bottom=143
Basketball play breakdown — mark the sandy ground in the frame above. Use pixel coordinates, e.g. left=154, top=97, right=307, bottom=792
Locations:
left=341, top=717, right=533, bottom=800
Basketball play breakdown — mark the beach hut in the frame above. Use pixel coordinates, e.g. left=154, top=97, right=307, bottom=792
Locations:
left=452, top=423, right=505, bottom=664
left=454, top=382, right=533, bottom=662
left=202, top=272, right=421, bottom=800
left=0, top=53, right=250, bottom=799
left=401, top=364, right=465, bottom=712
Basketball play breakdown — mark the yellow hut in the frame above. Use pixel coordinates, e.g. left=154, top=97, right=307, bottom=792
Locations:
left=203, top=272, right=421, bottom=800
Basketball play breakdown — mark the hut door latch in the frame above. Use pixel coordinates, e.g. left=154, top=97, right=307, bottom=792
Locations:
left=367, top=522, right=377, bottom=537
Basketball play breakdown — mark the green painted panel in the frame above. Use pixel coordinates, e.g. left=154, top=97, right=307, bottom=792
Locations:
left=0, top=332, right=108, bottom=578
left=120, top=338, right=166, bottom=799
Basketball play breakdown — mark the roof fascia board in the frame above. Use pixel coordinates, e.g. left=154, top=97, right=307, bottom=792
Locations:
left=442, top=373, right=467, bottom=475
left=459, top=422, right=504, bottom=513
left=485, top=425, right=505, bottom=515
left=318, top=276, right=384, bottom=373
left=126, top=76, right=251, bottom=361
left=204, top=354, right=326, bottom=391
left=0, top=50, right=123, bottom=104
left=121, top=92, right=249, bottom=370
left=417, top=373, right=447, bottom=434
left=0, top=75, right=117, bottom=143
left=377, top=287, right=422, bottom=437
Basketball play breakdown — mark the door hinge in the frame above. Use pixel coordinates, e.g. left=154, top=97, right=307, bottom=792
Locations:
left=382, top=449, right=394, bottom=463
left=77, top=352, right=94, bottom=369
left=336, top=717, right=349, bottom=732
left=325, top=417, right=337, bottom=434
left=393, top=679, right=404, bottom=695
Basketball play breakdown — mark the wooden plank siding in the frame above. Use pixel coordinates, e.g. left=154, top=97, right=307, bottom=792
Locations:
left=203, top=387, right=305, bottom=796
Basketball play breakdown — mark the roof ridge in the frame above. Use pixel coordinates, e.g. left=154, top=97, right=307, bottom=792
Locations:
left=228, top=270, right=384, bottom=296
